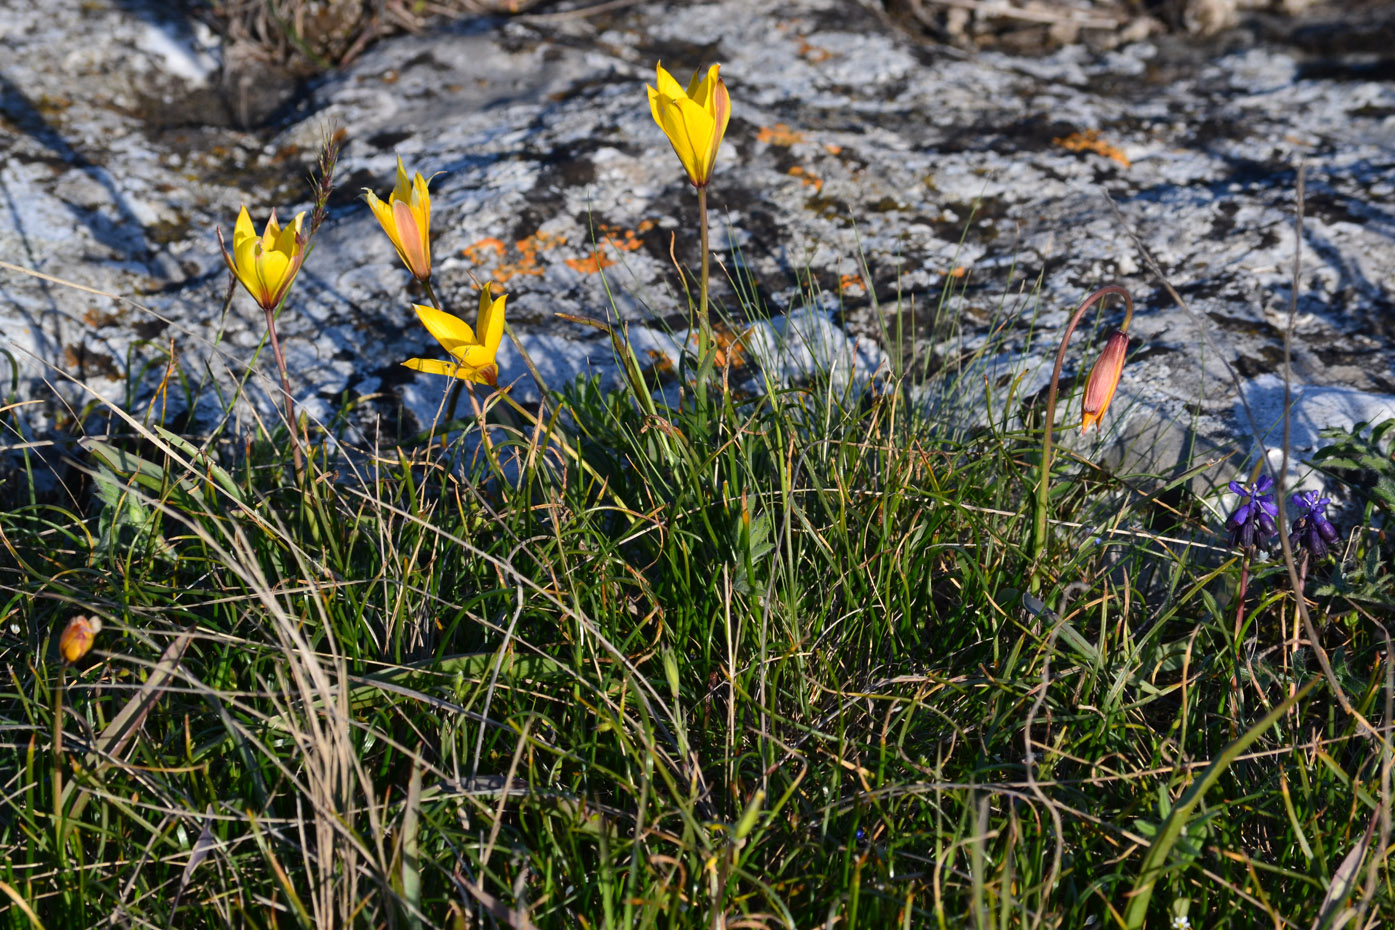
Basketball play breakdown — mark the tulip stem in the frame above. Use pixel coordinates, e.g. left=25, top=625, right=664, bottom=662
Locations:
left=420, top=277, right=465, bottom=445
left=264, top=302, right=305, bottom=479
left=1028, top=285, right=1134, bottom=595
left=695, top=186, right=716, bottom=418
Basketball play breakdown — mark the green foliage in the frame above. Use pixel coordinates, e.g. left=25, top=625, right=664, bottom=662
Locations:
left=1314, top=418, right=1395, bottom=518
left=2, top=300, right=1393, bottom=930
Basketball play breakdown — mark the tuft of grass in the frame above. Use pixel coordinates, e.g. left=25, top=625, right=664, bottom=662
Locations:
left=2, top=257, right=1394, bottom=929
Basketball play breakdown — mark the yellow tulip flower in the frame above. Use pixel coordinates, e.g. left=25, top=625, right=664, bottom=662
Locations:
left=1080, top=329, right=1129, bottom=433
left=218, top=206, right=307, bottom=311
left=647, top=62, right=731, bottom=188
left=402, top=284, right=507, bottom=386
left=363, top=156, right=434, bottom=281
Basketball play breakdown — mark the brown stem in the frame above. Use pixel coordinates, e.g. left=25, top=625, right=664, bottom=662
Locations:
left=263, top=303, right=305, bottom=477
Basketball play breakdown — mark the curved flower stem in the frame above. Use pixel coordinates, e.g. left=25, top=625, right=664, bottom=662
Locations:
left=1028, top=284, right=1134, bottom=594
left=263, top=300, right=305, bottom=478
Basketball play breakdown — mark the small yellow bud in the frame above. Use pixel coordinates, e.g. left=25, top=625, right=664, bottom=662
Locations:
left=59, top=615, right=102, bottom=664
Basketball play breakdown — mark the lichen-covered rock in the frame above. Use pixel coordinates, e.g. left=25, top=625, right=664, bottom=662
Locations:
left=3, top=0, right=1394, bottom=501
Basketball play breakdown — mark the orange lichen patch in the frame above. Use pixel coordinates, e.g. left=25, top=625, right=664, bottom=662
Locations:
left=947, top=266, right=968, bottom=279
left=1052, top=130, right=1131, bottom=168
left=690, top=324, right=750, bottom=370
left=757, top=124, right=805, bottom=147
left=463, top=237, right=507, bottom=263
left=464, top=231, right=567, bottom=284
left=565, top=221, right=655, bottom=274
left=566, top=253, right=617, bottom=274
left=645, top=348, right=676, bottom=376
left=598, top=220, right=655, bottom=252
left=839, top=273, right=865, bottom=294
left=787, top=166, right=823, bottom=193
left=824, top=143, right=843, bottom=156
left=795, top=36, right=833, bottom=63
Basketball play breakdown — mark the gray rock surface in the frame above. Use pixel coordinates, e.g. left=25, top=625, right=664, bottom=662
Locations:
left=3, top=0, right=1394, bottom=502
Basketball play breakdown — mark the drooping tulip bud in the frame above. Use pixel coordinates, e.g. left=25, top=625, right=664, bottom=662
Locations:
left=1080, top=329, right=1129, bottom=433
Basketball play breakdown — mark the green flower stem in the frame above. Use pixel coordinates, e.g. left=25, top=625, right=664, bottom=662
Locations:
left=695, top=185, right=716, bottom=417
left=419, top=277, right=465, bottom=445
left=1029, top=284, right=1134, bottom=594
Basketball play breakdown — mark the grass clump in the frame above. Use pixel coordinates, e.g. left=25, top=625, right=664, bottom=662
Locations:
left=4, top=292, right=1394, bottom=926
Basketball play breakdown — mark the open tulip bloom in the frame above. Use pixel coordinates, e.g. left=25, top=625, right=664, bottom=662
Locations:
left=364, top=156, right=434, bottom=281
left=218, top=206, right=307, bottom=311
left=647, top=62, right=730, bottom=189
left=402, top=284, right=506, bottom=387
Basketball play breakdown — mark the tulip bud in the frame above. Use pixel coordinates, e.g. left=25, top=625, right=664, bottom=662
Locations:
left=59, top=615, right=102, bottom=664
left=1080, top=330, right=1129, bottom=433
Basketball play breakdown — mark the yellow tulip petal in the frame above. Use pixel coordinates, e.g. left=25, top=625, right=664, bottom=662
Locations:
left=660, top=96, right=716, bottom=185
left=476, top=290, right=507, bottom=356
left=256, top=251, right=291, bottom=305
left=363, top=188, right=389, bottom=225
left=413, top=303, right=478, bottom=354
left=234, top=205, right=255, bottom=248
left=704, top=78, right=729, bottom=177
left=392, top=155, right=413, bottom=202
left=261, top=211, right=283, bottom=250
left=412, top=178, right=431, bottom=268
left=457, top=344, right=495, bottom=369
left=646, top=84, right=668, bottom=135
left=686, top=63, right=719, bottom=107
left=655, top=62, right=686, bottom=101
left=272, top=211, right=304, bottom=256
left=402, top=356, right=497, bottom=385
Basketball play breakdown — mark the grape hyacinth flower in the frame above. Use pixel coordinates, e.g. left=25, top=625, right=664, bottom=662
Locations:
left=1225, top=474, right=1278, bottom=551
left=1289, top=490, right=1340, bottom=559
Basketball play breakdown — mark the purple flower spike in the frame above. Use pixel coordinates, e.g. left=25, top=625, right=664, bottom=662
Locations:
left=1225, top=474, right=1278, bottom=552
left=1289, top=490, right=1340, bottom=560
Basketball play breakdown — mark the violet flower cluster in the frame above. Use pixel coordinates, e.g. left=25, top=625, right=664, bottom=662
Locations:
left=1225, top=475, right=1278, bottom=552
left=1288, top=490, right=1340, bottom=559
left=1224, top=475, right=1341, bottom=560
